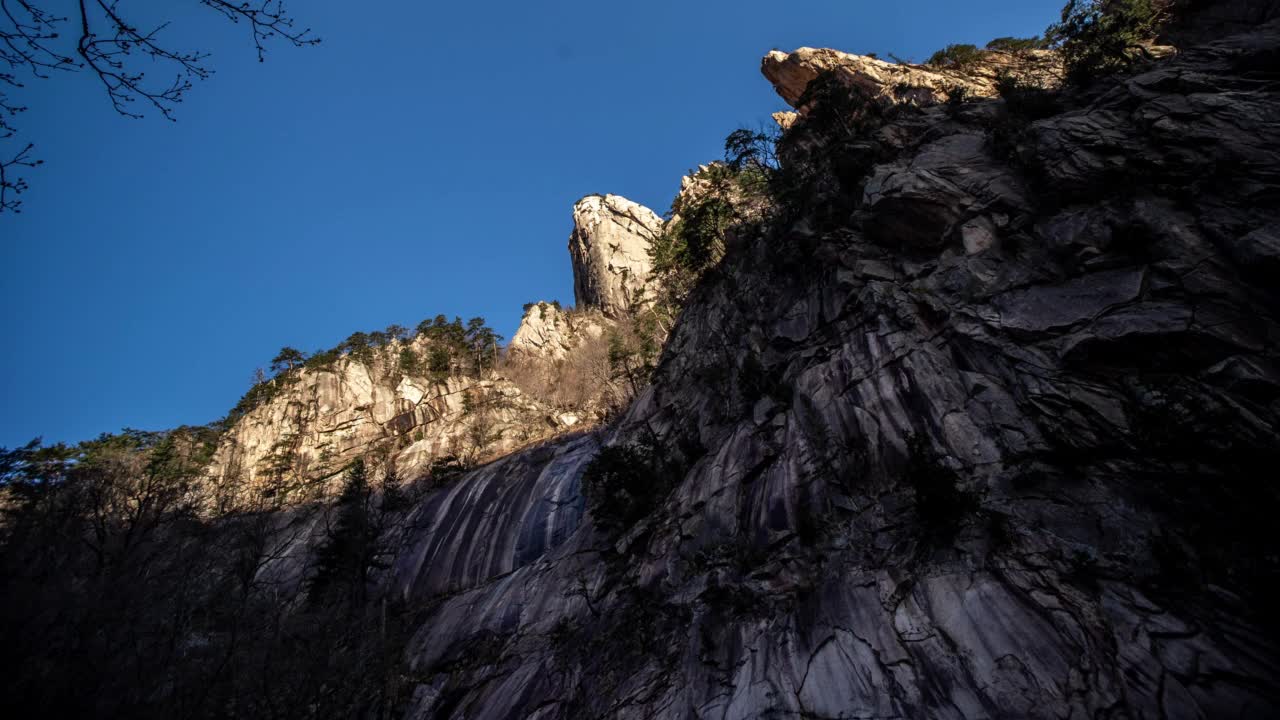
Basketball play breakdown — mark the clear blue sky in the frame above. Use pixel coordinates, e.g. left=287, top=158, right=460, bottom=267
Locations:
left=0, top=0, right=1063, bottom=448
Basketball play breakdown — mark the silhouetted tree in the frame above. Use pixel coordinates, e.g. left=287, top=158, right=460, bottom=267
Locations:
left=0, top=1, right=318, bottom=213
left=380, top=467, right=411, bottom=514
left=308, top=459, right=381, bottom=608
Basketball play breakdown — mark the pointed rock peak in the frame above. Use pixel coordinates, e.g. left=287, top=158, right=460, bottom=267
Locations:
left=568, top=194, right=664, bottom=318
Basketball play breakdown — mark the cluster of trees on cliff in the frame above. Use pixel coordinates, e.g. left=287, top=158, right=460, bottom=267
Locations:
left=228, top=315, right=503, bottom=423
left=0, top=434, right=415, bottom=718
left=923, top=0, right=1168, bottom=80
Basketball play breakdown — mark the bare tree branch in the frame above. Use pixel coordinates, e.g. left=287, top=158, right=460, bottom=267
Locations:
left=0, top=0, right=318, bottom=213
left=0, top=141, right=38, bottom=212
left=199, top=0, right=320, bottom=62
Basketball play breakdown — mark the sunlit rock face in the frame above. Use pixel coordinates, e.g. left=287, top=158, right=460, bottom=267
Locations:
left=568, top=194, right=664, bottom=317
left=381, top=21, right=1280, bottom=720
left=762, top=45, right=1063, bottom=109
left=205, top=338, right=563, bottom=507
left=509, top=302, right=573, bottom=359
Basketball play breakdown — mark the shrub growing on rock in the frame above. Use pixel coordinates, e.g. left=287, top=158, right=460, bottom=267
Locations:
left=926, top=43, right=984, bottom=69
left=996, top=71, right=1062, bottom=119
left=1047, top=0, right=1169, bottom=84
left=903, top=434, right=979, bottom=543
left=398, top=347, right=420, bottom=376
left=582, top=443, right=673, bottom=531
left=986, top=35, right=1051, bottom=52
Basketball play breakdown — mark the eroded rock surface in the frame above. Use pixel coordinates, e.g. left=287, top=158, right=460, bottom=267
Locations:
left=509, top=302, right=575, bottom=360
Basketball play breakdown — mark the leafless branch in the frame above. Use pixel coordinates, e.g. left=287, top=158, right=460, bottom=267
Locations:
left=199, top=0, right=319, bottom=62
left=0, top=140, right=38, bottom=211
left=0, top=0, right=318, bottom=214
left=76, top=0, right=211, bottom=120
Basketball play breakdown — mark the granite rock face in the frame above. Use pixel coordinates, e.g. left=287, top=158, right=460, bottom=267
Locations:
left=568, top=194, right=664, bottom=317
left=377, top=21, right=1280, bottom=720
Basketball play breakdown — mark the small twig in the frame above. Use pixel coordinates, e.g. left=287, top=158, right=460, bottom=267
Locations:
left=0, top=140, right=38, bottom=211
left=0, top=0, right=318, bottom=214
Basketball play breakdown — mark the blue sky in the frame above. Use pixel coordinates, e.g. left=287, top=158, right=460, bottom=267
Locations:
left=0, top=0, right=1063, bottom=447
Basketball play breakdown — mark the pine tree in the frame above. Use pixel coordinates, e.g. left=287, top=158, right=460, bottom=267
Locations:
left=307, top=459, right=377, bottom=608
left=381, top=468, right=411, bottom=514
left=270, top=347, right=306, bottom=375
left=464, top=317, right=502, bottom=376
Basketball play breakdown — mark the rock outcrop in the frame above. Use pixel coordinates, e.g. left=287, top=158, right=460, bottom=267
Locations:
left=568, top=194, right=664, bottom=317
left=509, top=302, right=576, bottom=360
left=508, top=301, right=606, bottom=361
left=762, top=46, right=1063, bottom=109
left=209, top=189, right=670, bottom=504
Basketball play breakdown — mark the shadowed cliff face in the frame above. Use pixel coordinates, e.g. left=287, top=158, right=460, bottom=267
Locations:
left=390, top=432, right=597, bottom=600
left=381, top=20, right=1280, bottom=720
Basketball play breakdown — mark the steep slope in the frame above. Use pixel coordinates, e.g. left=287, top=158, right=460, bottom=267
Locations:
left=384, top=20, right=1280, bottom=719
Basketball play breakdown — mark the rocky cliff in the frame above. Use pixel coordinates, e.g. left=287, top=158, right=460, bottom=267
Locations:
left=378, top=18, right=1280, bottom=720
